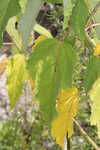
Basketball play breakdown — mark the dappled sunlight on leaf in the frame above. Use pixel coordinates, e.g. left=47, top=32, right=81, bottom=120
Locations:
left=52, top=86, right=79, bottom=146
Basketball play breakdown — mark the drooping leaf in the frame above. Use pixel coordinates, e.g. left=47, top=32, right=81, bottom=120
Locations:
left=71, top=0, right=88, bottom=41
left=89, top=77, right=100, bottom=137
left=27, top=38, right=77, bottom=123
left=6, top=16, right=22, bottom=50
left=52, top=87, right=79, bottom=146
left=18, top=0, right=41, bottom=50
left=84, top=56, right=100, bottom=92
left=0, top=0, right=20, bottom=46
left=0, top=57, right=9, bottom=76
left=94, top=43, right=100, bottom=56
left=6, top=54, right=29, bottom=109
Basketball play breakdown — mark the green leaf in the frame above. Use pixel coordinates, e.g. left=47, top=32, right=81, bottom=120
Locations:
left=84, top=56, right=100, bottom=92
left=63, top=0, right=73, bottom=29
left=18, top=0, right=41, bottom=50
left=89, top=77, right=100, bottom=138
left=71, top=0, right=88, bottom=41
left=6, top=16, right=22, bottom=50
left=27, top=38, right=77, bottom=123
left=0, top=0, right=20, bottom=46
left=6, top=54, right=29, bottom=109
left=58, top=40, right=77, bottom=89
left=27, top=39, right=60, bottom=123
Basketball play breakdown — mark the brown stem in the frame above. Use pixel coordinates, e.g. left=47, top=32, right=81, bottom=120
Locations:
left=85, top=22, right=100, bottom=31
left=3, top=42, right=15, bottom=46
left=73, top=118, right=100, bottom=150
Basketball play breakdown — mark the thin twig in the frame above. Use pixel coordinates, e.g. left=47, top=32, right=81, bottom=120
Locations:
left=3, top=42, right=15, bottom=46
left=73, top=118, right=100, bottom=150
left=85, top=22, right=100, bottom=31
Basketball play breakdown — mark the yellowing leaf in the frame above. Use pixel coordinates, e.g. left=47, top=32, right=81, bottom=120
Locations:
left=51, top=87, right=79, bottom=147
left=6, top=54, right=29, bottom=109
left=29, top=77, right=34, bottom=88
left=94, top=43, right=100, bottom=56
left=32, top=35, right=47, bottom=49
left=89, top=77, right=100, bottom=137
left=0, top=57, right=9, bottom=75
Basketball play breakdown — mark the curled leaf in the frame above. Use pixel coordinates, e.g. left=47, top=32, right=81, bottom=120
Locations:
left=51, top=86, right=79, bottom=146
left=94, top=43, right=100, bottom=56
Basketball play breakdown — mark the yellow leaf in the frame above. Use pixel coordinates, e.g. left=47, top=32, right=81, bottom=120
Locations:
left=32, top=35, right=47, bottom=50
left=89, top=77, right=100, bottom=137
left=29, top=77, right=34, bottom=89
left=0, top=57, right=9, bottom=76
left=6, top=54, right=29, bottom=109
left=94, top=43, right=100, bottom=56
left=51, top=87, right=79, bottom=147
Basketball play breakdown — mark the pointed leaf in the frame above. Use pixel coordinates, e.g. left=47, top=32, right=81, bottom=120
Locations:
left=63, top=0, right=73, bottom=29
left=18, top=0, right=41, bottom=50
left=71, top=0, right=88, bottom=41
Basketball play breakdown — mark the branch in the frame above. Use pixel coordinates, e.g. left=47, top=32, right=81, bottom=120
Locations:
left=73, top=118, right=100, bottom=150
left=3, top=42, right=15, bottom=46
